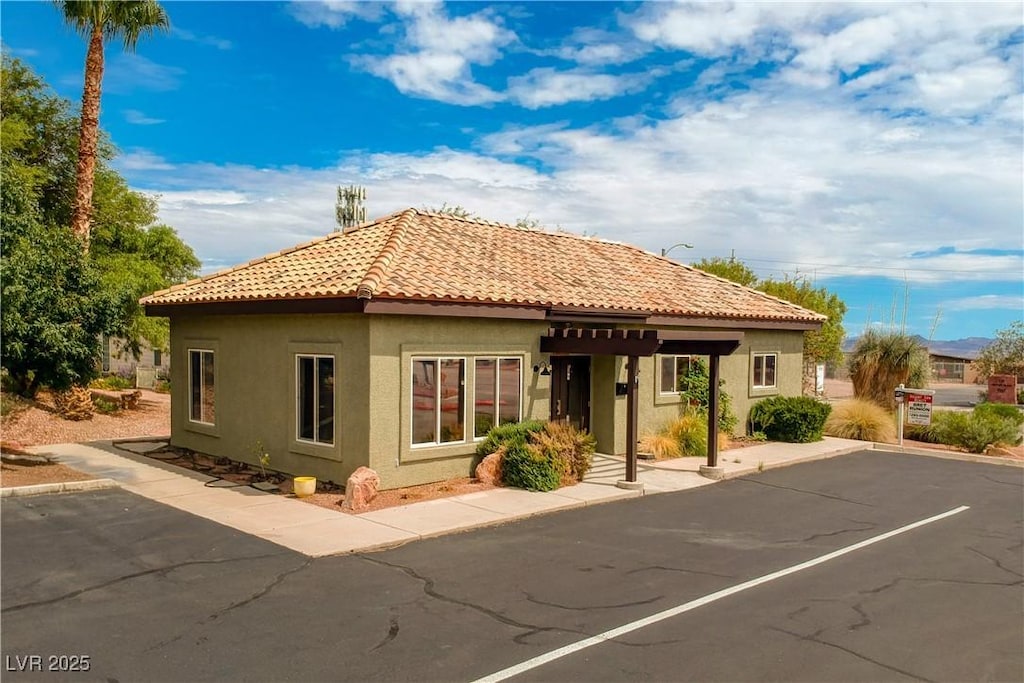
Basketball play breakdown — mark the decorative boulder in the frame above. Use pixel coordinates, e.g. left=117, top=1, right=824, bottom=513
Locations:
left=343, top=466, right=380, bottom=511
left=475, top=452, right=502, bottom=485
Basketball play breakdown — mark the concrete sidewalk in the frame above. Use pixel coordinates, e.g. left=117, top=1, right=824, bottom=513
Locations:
left=12, top=437, right=866, bottom=557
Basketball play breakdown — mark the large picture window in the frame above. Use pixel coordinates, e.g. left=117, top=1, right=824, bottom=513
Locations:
left=474, top=358, right=522, bottom=438
left=297, top=355, right=335, bottom=445
left=412, top=358, right=465, bottom=446
left=660, top=355, right=693, bottom=394
left=188, top=349, right=215, bottom=424
left=753, top=353, right=777, bottom=389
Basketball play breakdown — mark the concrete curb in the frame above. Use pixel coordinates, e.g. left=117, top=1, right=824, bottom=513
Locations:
left=871, top=443, right=1024, bottom=467
left=1, top=478, right=119, bottom=498
left=718, top=444, right=867, bottom=480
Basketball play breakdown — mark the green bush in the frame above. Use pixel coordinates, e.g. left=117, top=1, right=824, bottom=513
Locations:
left=924, top=408, right=1022, bottom=453
left=530, top=421, right=596, bottom=484
left=679, top=357, right=738, bottom=433
left=475, top=419, right=546, bottom=457
left=501, top=441, right=561, bottom=492
left=89, top=375, right=134, bottom=391
left=974, top=402, right=1023, bottom=426
left=92, top=397, right=120, bottom=415
left=749, top=396, right=832, bottom=443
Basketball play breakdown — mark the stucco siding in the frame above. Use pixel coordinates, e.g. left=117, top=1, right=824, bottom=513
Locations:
left=170, top=314, right=370, bottom=486
left=365, top=315, right=551, bottom=489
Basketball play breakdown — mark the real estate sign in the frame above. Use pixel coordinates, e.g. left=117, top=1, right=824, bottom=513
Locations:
left=905, top=391, right=934, bottom=426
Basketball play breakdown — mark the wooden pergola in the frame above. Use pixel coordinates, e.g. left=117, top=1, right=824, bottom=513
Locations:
left=541, top=328, right=744, bottom=483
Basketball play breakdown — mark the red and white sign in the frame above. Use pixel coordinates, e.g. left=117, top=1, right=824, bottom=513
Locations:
left=905, top=391, right=934, bottom=426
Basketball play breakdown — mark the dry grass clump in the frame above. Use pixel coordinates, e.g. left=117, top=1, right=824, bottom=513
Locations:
left=638, top=433, right=681, bottom=459
left=640, top=409, right=708, bottom=459
left=824, top=399, right=897, bottom=443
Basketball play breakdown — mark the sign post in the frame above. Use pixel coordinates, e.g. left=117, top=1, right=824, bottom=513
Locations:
left=896, top=384, right=935, bottom=447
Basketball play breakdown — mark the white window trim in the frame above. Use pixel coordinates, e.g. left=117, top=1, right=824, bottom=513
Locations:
left=188, top=348, right=215, bottom=426
left=473, top=357, right=524, bottom=441
left=411, top=356, right=467, bottom=449
left=295, top=354, right=335, bottom=447
left=753, top=352, right=778, bottom=389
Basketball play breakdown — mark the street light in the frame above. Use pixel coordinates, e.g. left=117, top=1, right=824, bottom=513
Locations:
left=660, top=242, right=694, bottom=257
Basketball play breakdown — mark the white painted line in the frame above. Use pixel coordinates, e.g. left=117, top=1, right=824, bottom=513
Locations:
left=473, top=505, right=970, bottom=683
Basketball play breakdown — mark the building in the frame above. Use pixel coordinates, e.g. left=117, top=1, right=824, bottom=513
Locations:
left=142, top=209, right=824, bottom=489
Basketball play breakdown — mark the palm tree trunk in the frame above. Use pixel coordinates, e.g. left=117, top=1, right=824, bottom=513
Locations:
left=71, top=25, right=105, bottom=252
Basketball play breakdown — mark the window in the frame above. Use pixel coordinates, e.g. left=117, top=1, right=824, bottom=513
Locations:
left=188, top=349, right=215, bottom=424
left=153, top=349, right=162, bottom=367
left=412, top=358, right=465, bottom=446
left=474, top=358, right=522, bottom=438
left=296, top=355, right=335, bottom=445
left=753, top=353, right=777, bottom=389
left=660, top=355, right=693, bottom=394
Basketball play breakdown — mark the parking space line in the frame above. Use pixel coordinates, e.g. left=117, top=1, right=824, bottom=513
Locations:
left=473, top=505, right=970, bottom=683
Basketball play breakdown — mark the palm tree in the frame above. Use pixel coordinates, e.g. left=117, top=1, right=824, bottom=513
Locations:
left=847, top=329, right=930, bottom=409
left=56, top=0, right=169, bottom=249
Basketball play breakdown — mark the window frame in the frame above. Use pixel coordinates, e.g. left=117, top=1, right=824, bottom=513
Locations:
left=295, top=353, right=336, bottom=447
left=752, top=352, right=778, bottom=390
left=188, top=348, right=216, bottom=426
left=473, top=356, right=523, bottom=440
left=659, top=354, right=693, bottom=395
left=411, top=356, right=467, bottom=449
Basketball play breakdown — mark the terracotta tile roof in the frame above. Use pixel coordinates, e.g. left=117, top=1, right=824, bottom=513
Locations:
left=142, top=208, right=825, bottom=324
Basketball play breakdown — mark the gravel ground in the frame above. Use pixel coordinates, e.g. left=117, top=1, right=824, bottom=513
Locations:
left=0, top=460, right=97, bottom=487
left=1, top=389, right=170, bottom=447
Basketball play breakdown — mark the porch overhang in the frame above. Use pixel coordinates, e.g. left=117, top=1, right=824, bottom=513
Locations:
left=540, top=327, right=744, bottom=487
left=540, top=328, right=743, bottom=357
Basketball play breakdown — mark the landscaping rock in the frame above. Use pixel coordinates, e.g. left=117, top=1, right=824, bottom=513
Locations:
left=343, top=466, right=380, bottom=511
left=475, top=452, right=503, bottom=485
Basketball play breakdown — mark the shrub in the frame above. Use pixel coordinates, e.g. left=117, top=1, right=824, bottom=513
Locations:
left=974, top=402, right=1023, bottom=427
left=638, top=433, right=681, bottom=459
left=501, top=441, right=560, bottom=492
left=92, top=397, right=120, bottom=415
left=666, top=410, right=708, bottom=456
left=530, top=420, right=596, bottom=485
left=750, top=396, right=832, bottom=443
left=824, top=399, right=897, bottom=443
left=475, top=419, right=546, bottom=457
left=925, top=409, right=1022, bottom=453
left=847, top=330, right=930, bottom=409
left=89, top=374, right=134, bottom=391
left=679, top=357, right=738, bottom=433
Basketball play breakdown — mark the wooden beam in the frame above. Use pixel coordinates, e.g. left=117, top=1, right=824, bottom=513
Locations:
left=707, top=354, right=721, bottom=468
left=626, top=355, right=639, bottom=483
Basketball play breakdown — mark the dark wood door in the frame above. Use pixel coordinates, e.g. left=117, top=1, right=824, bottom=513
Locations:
left=550, top=356, right=591, bottom=431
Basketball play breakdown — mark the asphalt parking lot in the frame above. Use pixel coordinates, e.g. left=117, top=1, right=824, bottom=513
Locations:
left=3, top=450, right=1022, bottom=682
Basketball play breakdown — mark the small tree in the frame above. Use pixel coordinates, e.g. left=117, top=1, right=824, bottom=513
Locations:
left=975, top=321, right=1024, bottom=381
left=848, top=329, right=930, bottom=409
left=422, top=202, right=475, bottom=218
left=691, top=256, right=758, bottom=287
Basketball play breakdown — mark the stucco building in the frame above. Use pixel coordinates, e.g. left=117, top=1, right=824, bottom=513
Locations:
left=142, top=209, right=824, bottom=489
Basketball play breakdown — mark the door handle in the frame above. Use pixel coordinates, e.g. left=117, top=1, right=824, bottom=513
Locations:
left=555, top=399, right=561, bottom=415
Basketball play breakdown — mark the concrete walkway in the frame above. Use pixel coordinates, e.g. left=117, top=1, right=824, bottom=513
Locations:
left=10, top=437, right=866, bottom=557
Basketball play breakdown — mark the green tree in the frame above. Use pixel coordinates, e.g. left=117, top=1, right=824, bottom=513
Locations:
left=758, top=276, right=847, bottom=367
left=55, top=0, right=169, bottom=248
left=1, top=57, right=198, bottom=388
left=690, top=256, right=758, bottom=287
left=975, top=321, right=1024, bottom=380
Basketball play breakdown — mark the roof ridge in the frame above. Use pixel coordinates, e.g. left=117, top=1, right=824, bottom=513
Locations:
left=671, top=260, right=827, bottom=320
left=356, top=207, right=417, bottom=300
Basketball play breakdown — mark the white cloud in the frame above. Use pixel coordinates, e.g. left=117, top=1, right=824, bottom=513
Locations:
left=507, top=68, right=648, bottom=109
left=123, top=109, right=165, bottom=125
left=288, top=1, right=384, bottom=29
left=105, top=55, right=184, bottom=93
left=172, top=27, right=233, bottom=50
left=116, top=149, right=175, bottom=171
left=943, top=294, right=1024, bottom=312
left=348, top=2, right=514, bottom=106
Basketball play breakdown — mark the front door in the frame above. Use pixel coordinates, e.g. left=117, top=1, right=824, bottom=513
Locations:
left=550, top=356, right=591, bottom=431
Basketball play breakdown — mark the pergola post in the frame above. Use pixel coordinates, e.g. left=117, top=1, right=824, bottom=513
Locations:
left=707, top=354, right=720, bottom=469
left=624, top=354, right=639, bottom=483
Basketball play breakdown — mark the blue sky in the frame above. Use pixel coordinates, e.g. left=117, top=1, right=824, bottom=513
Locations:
left=4, top=1, right=1022, bottom=340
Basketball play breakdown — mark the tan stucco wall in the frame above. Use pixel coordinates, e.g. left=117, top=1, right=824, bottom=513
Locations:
left=365, top=315, right=551, bottom=489
left=170, top=314, right=370, bottom=486
left=588, top=328, right=806, bottom=454
left=169, top=313, right=805, bottom=489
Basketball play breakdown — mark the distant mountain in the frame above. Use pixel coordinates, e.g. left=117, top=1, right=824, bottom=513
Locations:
left=842, top=335, right=992, bottom=359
